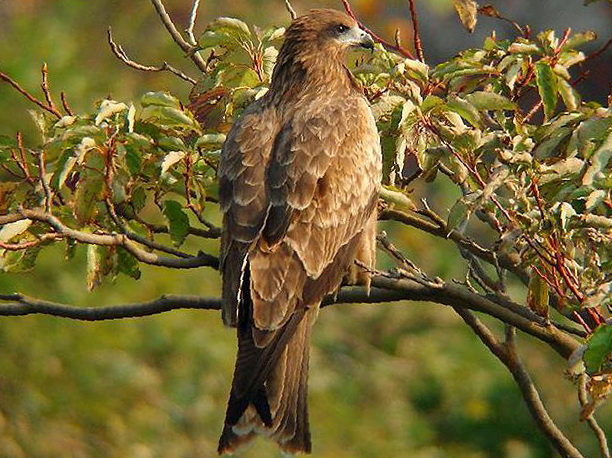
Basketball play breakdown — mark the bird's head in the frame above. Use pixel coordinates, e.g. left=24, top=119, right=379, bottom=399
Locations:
left=284, top=9, right=374, bottom=57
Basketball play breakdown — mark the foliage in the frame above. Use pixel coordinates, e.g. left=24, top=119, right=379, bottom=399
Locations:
left=0, top=4, right=611, bottom=456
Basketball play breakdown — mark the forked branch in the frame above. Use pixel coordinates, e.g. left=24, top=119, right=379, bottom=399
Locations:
left=149, top=0, right=208, bottom=73
left=455, top=309, right=584, bottom=458
left=107, top=28, right=197, bottom=84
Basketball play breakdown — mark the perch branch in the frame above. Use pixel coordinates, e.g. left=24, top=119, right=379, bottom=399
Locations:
left=455, top=308, right=584, bottom=458
left=0, top=209, right=218, bottom=270
left=149, top=0, right=208, bottom=73
left=0, top=270, right=579, bottom=360
left=0, top=293, right=222, bottom=321
left=107, top=28, right=197, bottom=84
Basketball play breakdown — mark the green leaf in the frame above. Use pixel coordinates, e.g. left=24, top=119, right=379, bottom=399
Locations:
left=198, top=17, right=252, bottom=50
left=116, top=246, right=141, bottom=280
left=451, top=0, right=478, bottom=33
left=582, top=133, right=612, bottom=186
left=0, top=219, right=32, bottom=243
left=527, top=268, right=549, bottom=317
left=508, top=41, right=542, bottom=55
left=535, top=62, right=558, bottom=121
left=86, top=244, right=103, bottom=291
left=557, top=78, right=580, bottom=111
left=140, top=91, right=181, bottom=109
left=0, top=246, right=42, bottom=273
left=95, top=100, right=128, bottom=126
left=562, top=30, right=597, bottom=51
left=421, top=95, right=444, bottom=113
left=163, top=200, right=190, bottom=247
left=74, top=170, right=104, bottom=224
left=465, top=91, right=517, bottom=111
left=446, top=96, right=482, bottom=128
left=216, top=66, right=261, bottom=88
left=140, top=106, right=200, bottom=132
left=161, top=151, right=186, bottom=176
left=584, top=325, right=612, bottom=375
left=130, top=186, right=147, bottom=213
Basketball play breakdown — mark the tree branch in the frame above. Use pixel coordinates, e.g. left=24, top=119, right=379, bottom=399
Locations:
left=0, top=293, right=222, bottom=321
left=368, top=275, right=578, bottom=359
left=0, top=265, right=578, bottom=361
left=0, top=69, right=62, bottom=118
left=455, top=309, right=585, bottom=458
left=107, top=28, right=197, bottom=85
left=149, top=0, right=208, bottom=73
left=0, top=209, right=219, bottom=270
left=185, top=0, right=201, bottom=46
left=407, top=0, right=424, bottom=61
left=381, top=208, right=528, bottom=284
left=284, top=0, right=297, bottom=20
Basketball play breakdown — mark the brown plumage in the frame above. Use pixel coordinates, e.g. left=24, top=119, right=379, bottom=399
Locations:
left=217, top=9, right=381, bottom=454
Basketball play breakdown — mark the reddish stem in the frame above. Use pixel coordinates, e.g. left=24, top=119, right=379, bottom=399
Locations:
left=407, top=0, right=424, bottom=62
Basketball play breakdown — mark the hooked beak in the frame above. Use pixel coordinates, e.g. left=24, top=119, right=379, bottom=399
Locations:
left=341, top=26, right=375, bottom=51
left=358, top=31, right=375, bottom=50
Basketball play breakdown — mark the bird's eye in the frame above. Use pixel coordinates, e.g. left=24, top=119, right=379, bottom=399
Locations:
left=336, top=24, right=349, bottom=34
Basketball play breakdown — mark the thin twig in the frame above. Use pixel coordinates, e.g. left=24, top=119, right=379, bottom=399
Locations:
left=36, top=150, right=53, bottom=212
left=15, top=132, right=33, bottom=183
left=0, top=233, right=61, bottom=251
left=380, top=208, right=528, bottom=284
left=0, top=209, right=219, bottom=270
left=105, top=199, right=193, bottom=260
left=578, top=374, right=611, bottom=458
left=107, top=28, right=197, bottom=85
left=149, top=0, right=208, bottom=73
left=40, top=63, right=59, bottom=115
left=584, top=35, right=612, bottom=64
left=0, top=69, right=62, bottom=118
left=185, top=0, right=201, bottom=46
left=130, top=211, right=221, bottom=239
left=60, top=91, right=74, bottom=116
left=284, top=0, right=297, bottom=19
left=407, top=0, right=424, bottom=61
left=524, top=100, right=543, bottom=123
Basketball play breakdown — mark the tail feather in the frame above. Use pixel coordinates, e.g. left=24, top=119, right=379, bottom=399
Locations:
left=218, top=268, right=313, bottom=455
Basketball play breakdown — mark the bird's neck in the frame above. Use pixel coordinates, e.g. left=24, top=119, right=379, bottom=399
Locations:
left=268, top=47, right=358, bottom=104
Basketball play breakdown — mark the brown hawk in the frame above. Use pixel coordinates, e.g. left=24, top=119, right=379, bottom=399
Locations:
left=217, top=9, right=381, bottom=454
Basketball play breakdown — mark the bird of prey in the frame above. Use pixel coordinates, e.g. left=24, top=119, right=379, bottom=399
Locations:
left=217, top=9, right=381, bottom=454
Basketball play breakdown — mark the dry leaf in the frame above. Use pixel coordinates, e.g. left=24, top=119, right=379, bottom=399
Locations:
left=452, top=0, right=479, bottom=32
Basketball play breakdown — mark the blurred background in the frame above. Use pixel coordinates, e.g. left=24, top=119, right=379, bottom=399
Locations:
left=0, top=0, right=611, bottom=456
